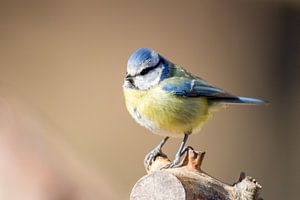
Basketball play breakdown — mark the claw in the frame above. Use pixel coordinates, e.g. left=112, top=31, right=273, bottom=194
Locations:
left=144, top=137, right=169, bottom=169
left=162, top=158, right=181, bottom=169
left=144, top=148, right=167, bottom=167
left=162, top=135, right=192, bottom=169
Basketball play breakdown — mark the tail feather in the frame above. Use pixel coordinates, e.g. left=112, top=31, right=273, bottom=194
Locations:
left=211, top=97, right=267, bottom=105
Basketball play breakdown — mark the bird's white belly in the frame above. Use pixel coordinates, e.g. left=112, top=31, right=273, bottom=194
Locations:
left=131, top=107, right=160, bottom=133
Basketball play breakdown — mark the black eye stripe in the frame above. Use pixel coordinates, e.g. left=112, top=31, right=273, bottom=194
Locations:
left=140, top=66, right=157, bottom=75
left=139, top=61, right=161, bottom=76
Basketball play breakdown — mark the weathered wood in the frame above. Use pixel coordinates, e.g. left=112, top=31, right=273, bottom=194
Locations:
left=131, top=149, right=262, bottom=200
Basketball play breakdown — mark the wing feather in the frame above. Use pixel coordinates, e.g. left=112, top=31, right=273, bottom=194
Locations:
left=161, top=77, right=234, bottom=98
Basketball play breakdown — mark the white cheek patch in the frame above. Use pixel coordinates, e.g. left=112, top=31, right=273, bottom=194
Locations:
left=134, top=67, right=163, bottom=90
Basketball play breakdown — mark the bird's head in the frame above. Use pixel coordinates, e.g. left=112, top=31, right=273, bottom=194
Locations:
left=124, top=48, right=170, bottom=90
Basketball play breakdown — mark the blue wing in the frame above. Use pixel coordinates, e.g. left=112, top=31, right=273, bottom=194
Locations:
left=160, top=77, right=266, bottom=104
left=161, top=77, right=231, bottom=98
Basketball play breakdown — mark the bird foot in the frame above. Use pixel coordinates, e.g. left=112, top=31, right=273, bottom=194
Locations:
left=144, top=147, right=168, bottom=169
left=162, top=146, right=194, bottom=169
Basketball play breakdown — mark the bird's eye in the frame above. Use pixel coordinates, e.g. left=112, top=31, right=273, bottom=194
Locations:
left=140, top=66, right=156, bottom=75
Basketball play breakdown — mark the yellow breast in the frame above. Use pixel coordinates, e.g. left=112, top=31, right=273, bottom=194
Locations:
left=123, top=86, right=215, bottom=138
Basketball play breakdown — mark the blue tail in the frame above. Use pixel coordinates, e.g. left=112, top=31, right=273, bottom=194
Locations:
left=214, top=97, right=267, bottom=105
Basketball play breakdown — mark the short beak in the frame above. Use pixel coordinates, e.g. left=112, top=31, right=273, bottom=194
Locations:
left=124, top=73, right=134, bottom=88
left=125, top=74, right=131, bottom=79
left=125, top=73, right=134, bottom=81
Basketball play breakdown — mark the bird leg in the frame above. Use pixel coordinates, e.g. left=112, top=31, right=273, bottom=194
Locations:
left=144, top=137, right=169, bottom=168
left=164, top=133, right=189, bottom=168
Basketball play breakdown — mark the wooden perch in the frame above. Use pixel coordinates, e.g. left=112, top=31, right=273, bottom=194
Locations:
left=130, top=149, right=262, bottom=200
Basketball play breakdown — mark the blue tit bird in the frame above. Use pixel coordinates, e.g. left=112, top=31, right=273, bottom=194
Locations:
left=123, top=48, right=266, bottom=168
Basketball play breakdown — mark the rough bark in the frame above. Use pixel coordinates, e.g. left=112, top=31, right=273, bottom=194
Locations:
left=130, top=149, right=262, bottom=200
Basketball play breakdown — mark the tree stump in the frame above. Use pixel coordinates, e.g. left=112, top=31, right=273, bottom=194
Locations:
left=130, top=148, right=262, bottom=200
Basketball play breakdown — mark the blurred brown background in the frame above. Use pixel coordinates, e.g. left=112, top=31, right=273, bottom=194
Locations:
left=0, top=0, right=299, bottom=199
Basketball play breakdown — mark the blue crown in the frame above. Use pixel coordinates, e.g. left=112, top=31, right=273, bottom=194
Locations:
left=127, top=48, right=158, bottom=68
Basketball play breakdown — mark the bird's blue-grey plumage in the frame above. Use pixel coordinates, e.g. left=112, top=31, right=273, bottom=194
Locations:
left=160, top=77, right=265, bottom=104
left=127, top=48, right=159, bottom=69
left=161, top=77, right=228, bottom=98
left=125, top=48, right=170, bottom=90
